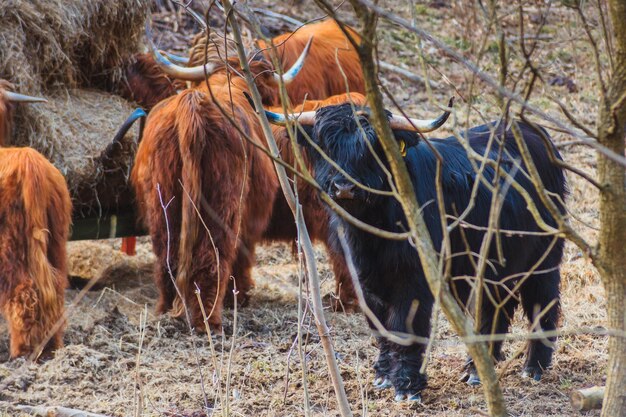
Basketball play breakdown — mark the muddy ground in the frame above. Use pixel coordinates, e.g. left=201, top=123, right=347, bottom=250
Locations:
left=0, top=1, right=611, bottom=416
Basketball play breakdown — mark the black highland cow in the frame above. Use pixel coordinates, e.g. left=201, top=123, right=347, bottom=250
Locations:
left=288, top=102, right=566, bottom=402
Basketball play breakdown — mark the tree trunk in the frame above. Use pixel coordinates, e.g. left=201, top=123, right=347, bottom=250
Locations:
left=347, top=3, right=508, bottom=416
left=571, top=386, right=605, bottom=411
left=597, top=2, right=626, bottom=416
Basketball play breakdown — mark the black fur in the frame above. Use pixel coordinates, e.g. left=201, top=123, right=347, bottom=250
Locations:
left=300, top=103, right=566, bottom=398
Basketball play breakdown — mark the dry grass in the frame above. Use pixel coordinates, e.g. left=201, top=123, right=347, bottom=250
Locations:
left=0, top=1, right=612, bottom=416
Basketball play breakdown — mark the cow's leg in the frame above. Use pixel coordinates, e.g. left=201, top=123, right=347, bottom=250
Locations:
left=520, top=269, right=560, bottom=381
left=385, top=284, right=433, bottom=402
left=43, top=221, right=69, bottom=358
left=326, top=242, right=358, bottom=313
left=186, top=209, right=240, bottom=331
left=149, top=200, right=181, bottom=315
left=373, top=336, right=393, bottom=389
left=362, top=290, right=393, bottom=389
left=4, top=281, right=38, bottom=358
left=227, top=238, right=256, bottom=307
left=464, top=285, right=518, bottom=386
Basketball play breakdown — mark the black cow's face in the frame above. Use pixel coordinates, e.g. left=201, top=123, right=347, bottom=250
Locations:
left=299, top=103, right=419, bottom=216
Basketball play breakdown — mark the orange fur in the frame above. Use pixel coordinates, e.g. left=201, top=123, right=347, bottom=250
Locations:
left=0, top=147, right=72, bottom=359
left=252, top=93, right=368, bottom=311
left=269, top=92, right=367, bottom=113
left=258, top=19, right=365, bottom=103
left=189, top=19, right=365, bottom=105
left=0, top=80, right=16, bottom=147
left=131, top=64, right=279, bottom=329
left=119, top=53, right=186, bottom=111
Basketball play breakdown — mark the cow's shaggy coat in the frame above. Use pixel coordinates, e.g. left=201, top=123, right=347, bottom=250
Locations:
left=301, top=102, right=566, bottom=400
left=0, top=147, right=72, bottom=358
left=118, top=53, right=185, bottom=111
left=131, top=60, right=280, bottom=329
left=256, top=19, right=364, bottom=103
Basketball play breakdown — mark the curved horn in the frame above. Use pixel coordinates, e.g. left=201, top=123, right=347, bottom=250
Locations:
left=4, top=91, right=47, bottom=103
left=388, top=97, right=454, bottom=132
left=263, top=109, right=316, bottom=126
left=160, top=51, right=190, bottom=65
left=146, top=22, right=216, bottom=81
left=272, top=36, right=313, bottom=85
left=101, top=108, right=148, bottom=161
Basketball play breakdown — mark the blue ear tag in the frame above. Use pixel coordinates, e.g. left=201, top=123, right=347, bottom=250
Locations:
left=399, top=140, right=407, bottom=157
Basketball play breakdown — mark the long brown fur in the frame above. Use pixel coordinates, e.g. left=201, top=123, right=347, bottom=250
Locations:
left=131, top=61, right=279, bottom=330
left=257, top=19, right=365, bottom=103
left=133, top=20, right=365, bottom=323
left=0, top=80, right=16, bottom=146
left=189, top=19, right=365, bottom=104
left=188, top=31, right=240, bottom=70
left=232, top=93, right=368, bottom=311
left=0, top=147, right=72, bottom=359
left=118, top=53, right=186, bottom=111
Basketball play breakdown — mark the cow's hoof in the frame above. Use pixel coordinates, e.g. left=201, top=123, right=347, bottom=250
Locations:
left=522, top=366, right=543, bottom=381
left=466, top=372, right=481, bottom=386
left=460, top=370, right=481, bottom=386
left=394, top=391, right=421, bottom=403
left=373, top=377, right=392, bottom=390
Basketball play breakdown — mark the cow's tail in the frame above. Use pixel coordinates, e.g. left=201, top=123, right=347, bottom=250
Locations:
left=171, top=90, right=209, bottom=317
left=18, top=149, right=71, bottom=338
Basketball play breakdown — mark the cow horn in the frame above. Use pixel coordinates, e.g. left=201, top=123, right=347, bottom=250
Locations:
left=146, top=22, right=217, bottom=81
left=101, top=108, right=148, bottom=161
left=387, top=97, right=454, bottom=132
left=272, top=36, right=313, bottom=85
left=4, top=91, right=47, bottom=103
left=263, top=109, right=316, bottom=126
left=160, top=51, right=190, bottom=65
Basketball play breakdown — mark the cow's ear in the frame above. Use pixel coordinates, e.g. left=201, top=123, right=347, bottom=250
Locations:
left=394, top=130, right=420, bottom=155
left=295, top=125, right=316, bottom=149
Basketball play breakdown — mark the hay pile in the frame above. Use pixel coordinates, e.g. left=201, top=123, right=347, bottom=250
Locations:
left=0, top=0, right=149, bottom=92
left=0, top=0, right=150, bottom=214
left=13, top=90, right=140, bottom=215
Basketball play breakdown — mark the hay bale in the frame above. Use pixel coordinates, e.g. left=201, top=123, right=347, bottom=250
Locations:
left=0, top=0, right=150, bottom=93
left=0, top=0, right=151, bottom=216
left=12, top=89, right=140, bottom=216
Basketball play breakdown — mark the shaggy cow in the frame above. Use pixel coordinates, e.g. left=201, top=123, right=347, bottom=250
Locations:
left=0, top=147, right=72, bottom=359
left=266, top=102, right=566, bottom=401
left=255, top=19, right=364, bottom=103
left=150, top=23, right=365, bottom=309
left=129, top=51, right=313, bottom=328
left=232, top=93, right=370, bottom=310
left=156, top=18, right=364, bottom=104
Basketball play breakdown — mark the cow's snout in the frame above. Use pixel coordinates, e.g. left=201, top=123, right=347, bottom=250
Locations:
left=331, top=179, right=356, bottom=200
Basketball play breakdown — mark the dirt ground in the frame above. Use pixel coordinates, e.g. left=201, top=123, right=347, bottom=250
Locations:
left=0, top=1, right=612, bottom=416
